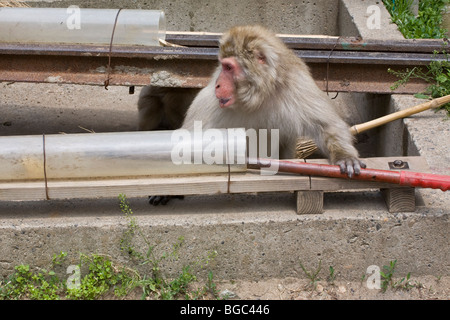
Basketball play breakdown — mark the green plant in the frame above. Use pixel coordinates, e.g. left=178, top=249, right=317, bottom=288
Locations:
left=383, top=0, right=448, bottom=39
left=388, top=50, right=450, bottom=116
left=140, top=264, right=197, bottom=300
left=327, top=266, right=337, bottom=284
left=0, top=264, right=62, bottom=300
left=384, top=1, right=450, bottom=116
left=119, top=193, right=147, bottom=260
left=380, top=260, right=397, bottom=292
left=0, top=252, right=139, bottom=300
left=393, top=271, right=413, bottom=289
left=66, top=253, right=137, bottom=300
left=380, top=260, right=422, bottom=292
left=299, top=259, right=322, bottom=289
left=52, top=251, right=68, bottom=266
left=206, top=271, right=219, bottom=297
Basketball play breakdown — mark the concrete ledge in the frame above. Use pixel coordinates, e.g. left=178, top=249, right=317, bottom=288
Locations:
left=0, top=192, right=448, bottom=281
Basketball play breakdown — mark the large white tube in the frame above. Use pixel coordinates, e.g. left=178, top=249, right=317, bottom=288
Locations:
left=0, top=8, right=165, bottom=46
left=0, top=130, right=247, bottom=181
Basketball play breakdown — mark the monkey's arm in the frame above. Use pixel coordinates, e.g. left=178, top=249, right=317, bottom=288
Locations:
left=317, top=121, right=366, bottom=178
left=298, top=92, right=366, bottom=178
left=324, top=132, right=366, bottom=178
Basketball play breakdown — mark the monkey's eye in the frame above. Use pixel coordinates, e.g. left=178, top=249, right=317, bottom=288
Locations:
left=223, top=64, right=233, bottom=71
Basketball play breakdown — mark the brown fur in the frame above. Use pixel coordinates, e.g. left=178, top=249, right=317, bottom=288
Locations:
left=137, top=86, right=200, bottom=131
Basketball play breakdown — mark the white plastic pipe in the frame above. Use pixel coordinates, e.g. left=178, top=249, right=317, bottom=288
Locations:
left=0, top=130, right=247, bottom=181
left=0, top=8, right=165, bottom=46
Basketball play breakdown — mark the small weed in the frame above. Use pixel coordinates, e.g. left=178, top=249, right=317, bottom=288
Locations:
left=360, top=273, right=367, bottom=285
left=388, top=50, right=450, bottom=117
left=206, top=271, right=219, bottom=296
left=299, top=259, right=322, bottom=289
left=327, top=266, right=337, bottom=284
left=380, top=260, right=422, bottom=292
left=380, top=259, right=397, bottom=292
left=52, top=251, right=68, bottom=266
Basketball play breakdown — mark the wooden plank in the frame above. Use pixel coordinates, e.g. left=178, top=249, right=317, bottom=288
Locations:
left=46, top=175, right=229, bottom=199
left=0, top=181, right=46, bottom=201
left=228, top=170, right=310, bottom=193
left=296, top=191, right=323, bottom=214
left=41, top=170, right=310, bottom=200
left=381, top=187, right=416, bottom=212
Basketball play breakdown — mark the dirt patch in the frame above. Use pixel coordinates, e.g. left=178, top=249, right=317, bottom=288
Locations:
left=216, top=275, right=449, bottom=300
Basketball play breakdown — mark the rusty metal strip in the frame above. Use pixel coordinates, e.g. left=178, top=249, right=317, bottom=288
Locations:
left=167, top=33, right=450, bottom=53
left=0, top=36, right=446, bottom=93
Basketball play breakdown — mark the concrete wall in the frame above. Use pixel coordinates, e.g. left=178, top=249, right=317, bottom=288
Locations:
left=25, top=0, right=340, bottom=34
left=339, top=0, right=404, bottom=39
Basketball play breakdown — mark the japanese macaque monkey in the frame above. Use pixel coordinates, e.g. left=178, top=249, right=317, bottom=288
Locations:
left=141, top=25, right=365, bottom=205
left=182, top=25, right=365, bottom=175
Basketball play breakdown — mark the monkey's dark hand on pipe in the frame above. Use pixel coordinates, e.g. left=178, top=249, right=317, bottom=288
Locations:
left=336, top=158, right=367, bottom=178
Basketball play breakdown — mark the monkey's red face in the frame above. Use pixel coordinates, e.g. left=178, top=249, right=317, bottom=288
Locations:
left=215, top=57, right=244, bottom=108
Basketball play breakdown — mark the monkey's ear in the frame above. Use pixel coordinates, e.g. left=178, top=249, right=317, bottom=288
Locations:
left=255, top=43, right=279, bottom=68
left=255, top=50, right=266, bottom=64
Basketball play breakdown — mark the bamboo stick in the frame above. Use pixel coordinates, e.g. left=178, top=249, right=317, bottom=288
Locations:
left=350, top=94, right=450, bottom=135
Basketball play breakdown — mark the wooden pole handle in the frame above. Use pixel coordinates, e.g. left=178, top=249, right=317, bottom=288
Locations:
left=350, top=94, right=450, bottom=135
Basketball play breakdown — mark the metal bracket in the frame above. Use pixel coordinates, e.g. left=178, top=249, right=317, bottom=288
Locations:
left=389, top=160, right=410, bottom=170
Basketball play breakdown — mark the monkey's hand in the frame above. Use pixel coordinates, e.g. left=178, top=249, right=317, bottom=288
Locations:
left=148, top=195, right=184, bottom=206
left=335, top=158, right=366, bottom=178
